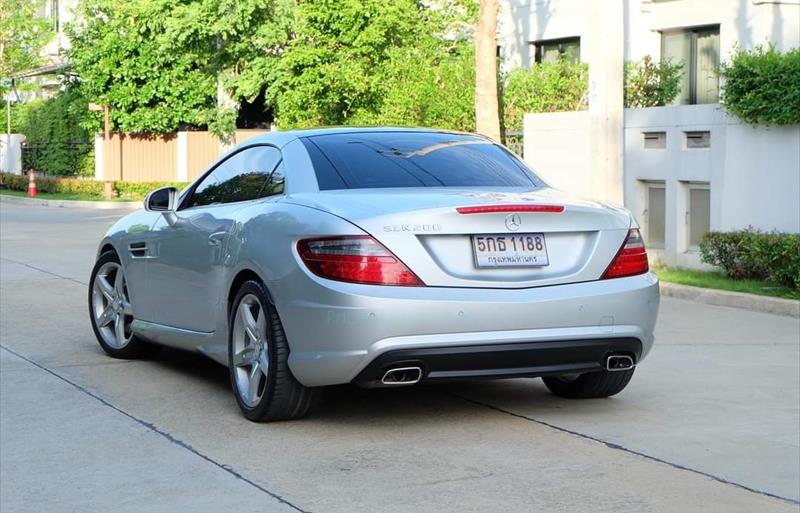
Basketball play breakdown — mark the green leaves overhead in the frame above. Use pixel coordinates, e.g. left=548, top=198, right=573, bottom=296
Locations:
left=0, top=0, right=53, bottom=81
left=67, top=0, right=294, bottom=134
left=67, top=0, right=478, bottom=134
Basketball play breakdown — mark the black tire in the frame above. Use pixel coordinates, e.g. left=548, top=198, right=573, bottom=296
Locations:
left=88, top=250, right=158, bottom=359
left=228, top=280, right=318, bottom=422
left=542, top=368, right=635, bottom=399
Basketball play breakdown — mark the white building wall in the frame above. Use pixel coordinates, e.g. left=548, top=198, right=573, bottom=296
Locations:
left=508, top=0, right=800, bottom=269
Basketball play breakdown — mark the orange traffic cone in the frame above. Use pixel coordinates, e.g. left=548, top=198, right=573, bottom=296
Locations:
left=27, top=168, right=38, bottom=198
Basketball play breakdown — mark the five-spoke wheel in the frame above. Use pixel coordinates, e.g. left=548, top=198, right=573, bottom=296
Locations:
left=228, top=280, right=318, bottom=422
left=88, top=250, right=155, bottom=359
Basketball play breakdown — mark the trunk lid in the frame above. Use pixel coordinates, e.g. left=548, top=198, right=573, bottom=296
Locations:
left=283, top=188, right=632, bottom=288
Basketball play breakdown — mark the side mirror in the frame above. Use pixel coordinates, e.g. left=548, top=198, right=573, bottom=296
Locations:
left=144, top=186, right=179, bottom=225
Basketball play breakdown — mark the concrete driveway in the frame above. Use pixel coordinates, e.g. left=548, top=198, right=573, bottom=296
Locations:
left=1, top=198, right=798, bottom=513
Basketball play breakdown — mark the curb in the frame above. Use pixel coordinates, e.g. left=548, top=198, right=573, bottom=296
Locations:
left=660, top=282, right=800, bottom=318
left=0, top=194, right=140, bottom=210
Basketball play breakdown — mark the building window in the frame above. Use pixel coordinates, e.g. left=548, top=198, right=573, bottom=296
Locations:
left=687, top=184, right=710, bottom=248
left=661, top=26, right=720, bottom=105
left=645, top=182, right=666, bottom=247
left=532, top=37, right=580, bottom=64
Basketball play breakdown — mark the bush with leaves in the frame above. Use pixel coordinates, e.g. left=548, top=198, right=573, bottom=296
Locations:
left=11, top=88, right=94, bottom=176
left=719, top=45, right=800, bottom=125
left=624, top=55, right=683, bottom=108
left=700, top=229, right=800, bottom=289
left=501, top=60, right=588, bottom=133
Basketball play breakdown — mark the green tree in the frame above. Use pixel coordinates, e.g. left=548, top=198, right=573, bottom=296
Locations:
left=268, top=0, right=476, bottom=129
left=0, top=0, right=53, bottom=82
left=624, top=55, right=683, bottom=108
left=67, top=0, right=293, bottom=135
left=502, top=60, right=589, bottom=133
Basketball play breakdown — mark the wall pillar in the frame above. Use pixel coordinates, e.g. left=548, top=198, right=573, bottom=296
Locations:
left=586, top=0, right=625, bottom=204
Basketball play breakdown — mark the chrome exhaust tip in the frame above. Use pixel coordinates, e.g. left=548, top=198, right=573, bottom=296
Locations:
left=606, top=355, right=635, bottom=372
left=381, top=366, right=422, bottom=385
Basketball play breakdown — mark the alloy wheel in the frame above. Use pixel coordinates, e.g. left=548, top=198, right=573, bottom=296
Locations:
left=91, top=261, right=134, bottom=349
left=231, top=294, right=269, bottom=408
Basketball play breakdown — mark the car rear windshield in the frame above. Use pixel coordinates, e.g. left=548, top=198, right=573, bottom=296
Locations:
left=301, top=132, right=543, bottom=190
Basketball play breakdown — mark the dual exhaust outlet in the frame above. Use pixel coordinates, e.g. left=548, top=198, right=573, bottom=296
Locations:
left=379, top=355, right=633, bottom=385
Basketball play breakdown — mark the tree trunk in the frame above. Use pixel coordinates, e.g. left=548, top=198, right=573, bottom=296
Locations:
left=475, top=0, right=501, bottom=142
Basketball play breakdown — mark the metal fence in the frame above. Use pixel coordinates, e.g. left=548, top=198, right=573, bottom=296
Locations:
left=504, top=130, right=524, bottom=158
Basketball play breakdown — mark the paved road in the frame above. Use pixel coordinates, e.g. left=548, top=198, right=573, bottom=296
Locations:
left=1, top=198, right=798, bottom=513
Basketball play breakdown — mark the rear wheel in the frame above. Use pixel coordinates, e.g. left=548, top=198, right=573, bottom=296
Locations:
left=228, top=280, right=317, bottom=422
left=89, top=251, right=157, bottom=359
left=542, top=368, right=635, bottom=399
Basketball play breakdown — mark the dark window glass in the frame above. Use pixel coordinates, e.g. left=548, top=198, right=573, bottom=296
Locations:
left=302, top=132, right=542, bottom=191
left=188, top=146, right=281, bottom=207
left=532, top=37, right=580, bottom=64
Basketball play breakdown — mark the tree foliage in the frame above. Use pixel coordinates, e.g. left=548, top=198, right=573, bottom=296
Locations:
left=0, top=0, right=53, bottom=81
left=267, top=0, right=476, bottom=129
left=719, top=45, right=800, bottom=125
left=66, top=0, right=294, bottom=135
left=624, top=55, right=683, bottom=108
left=502, top=60, right=588, bottom=132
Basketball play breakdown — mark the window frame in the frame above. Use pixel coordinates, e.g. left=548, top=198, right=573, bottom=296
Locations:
left=531, top=36, right=581, bottom=64
left=179, top=143, right=284, bottom=211
left=686, top=182, right=711, bottom=250
left=660, top=25, right=720, bottom=105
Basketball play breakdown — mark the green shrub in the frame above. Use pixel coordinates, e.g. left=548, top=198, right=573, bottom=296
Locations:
left=719, top=45, right=800, bottom=125
left=624, top=55, right=683, bottom=108
left=11, top=87, right=94, bottom=176
left=0, top=173, right=188, bottom=201
left=700, top=229, right=800, bottom=288
left=114, top=181, right=189, bottom=201
left=502, top=60, right=589, bottom=133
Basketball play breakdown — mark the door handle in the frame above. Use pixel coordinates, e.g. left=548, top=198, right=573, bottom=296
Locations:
left=208, top=231, right=227, bottom=246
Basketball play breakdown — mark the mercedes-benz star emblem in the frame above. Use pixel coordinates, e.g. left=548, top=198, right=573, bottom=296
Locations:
left=505, top=213, right=522, bottom=231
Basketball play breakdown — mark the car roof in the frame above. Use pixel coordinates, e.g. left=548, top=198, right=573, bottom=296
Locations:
left=244, top=126, right=483, bottom=148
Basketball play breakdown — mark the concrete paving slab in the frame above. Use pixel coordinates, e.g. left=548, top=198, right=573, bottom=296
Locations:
left=2, top=200, right=799, bottom=512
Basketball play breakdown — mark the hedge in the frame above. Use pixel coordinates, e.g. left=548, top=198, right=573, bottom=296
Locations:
left=0, top=173, right=188, bottom=201
left=11, top=88, right=94, bottom=176
left=502, top=60, right=589, bottom=133
left=700, top=229, right=800, bottom=289
left=719, top=46, right=800, bottom=125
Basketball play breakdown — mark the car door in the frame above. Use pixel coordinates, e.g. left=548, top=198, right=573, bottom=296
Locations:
left=143, top=145, right=283, bottom=333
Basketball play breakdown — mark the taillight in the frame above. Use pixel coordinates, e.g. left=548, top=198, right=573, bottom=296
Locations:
left=602, top=229, right=649, bottom=279
left=297, top=236, right=424, bottom=286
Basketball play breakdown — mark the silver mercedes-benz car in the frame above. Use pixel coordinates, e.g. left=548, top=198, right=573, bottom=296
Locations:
left=89, top=127, right=659, bottom=422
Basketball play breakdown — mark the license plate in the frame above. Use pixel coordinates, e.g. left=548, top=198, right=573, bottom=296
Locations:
left=471, top=233, right=549, bottom=268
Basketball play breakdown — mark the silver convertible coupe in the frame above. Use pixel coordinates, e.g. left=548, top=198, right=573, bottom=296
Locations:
left=89, top=127, right=659, bottom=422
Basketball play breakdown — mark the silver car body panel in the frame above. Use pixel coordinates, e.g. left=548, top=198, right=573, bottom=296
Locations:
left=95, top=128, right=659, bottom=385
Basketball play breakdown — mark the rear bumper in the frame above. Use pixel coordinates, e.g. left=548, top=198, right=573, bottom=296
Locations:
left=274, top=271, right=660, bottom=387
left=352, top=337, right=642, bottom=385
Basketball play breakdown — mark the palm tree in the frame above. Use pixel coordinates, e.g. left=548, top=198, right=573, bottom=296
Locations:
left=475, top=0, right=501, bottom=142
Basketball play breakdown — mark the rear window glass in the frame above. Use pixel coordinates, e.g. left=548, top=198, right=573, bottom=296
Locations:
left=301, top=132, right=542, bottom=190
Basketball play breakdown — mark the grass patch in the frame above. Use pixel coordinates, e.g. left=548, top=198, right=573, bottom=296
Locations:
left=0, top=189, right=132, bottom=202
left=654, top=265, right=800, bottom=300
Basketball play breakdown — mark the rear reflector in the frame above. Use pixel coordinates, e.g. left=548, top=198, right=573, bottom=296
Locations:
left=456, top=204, right=565, bottom=214
left=297, top=236, right=424, bottom=286
left=602, top=228, right=649, bottom=279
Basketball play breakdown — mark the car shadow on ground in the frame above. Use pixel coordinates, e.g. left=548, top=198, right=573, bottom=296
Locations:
left=144, top=346, right=624, bottom=426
